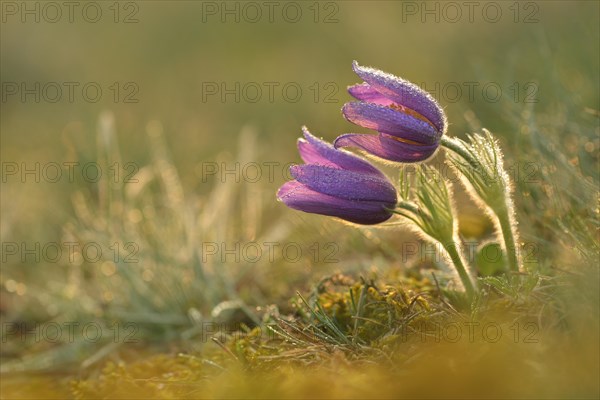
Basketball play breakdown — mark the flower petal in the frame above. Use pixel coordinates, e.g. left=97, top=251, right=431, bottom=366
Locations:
left=290, top=164, right=397, bottom=203
left=277, top=180, right=394, bottom=225
left=342, top=102, right=440, bottom=144
left=334, top=133, right=439, bottom=163
left=348, top=83, right=394, bottom=106
left=352, top=61, right=447, bottom=133
left=297, top=126, right=386, bottom=177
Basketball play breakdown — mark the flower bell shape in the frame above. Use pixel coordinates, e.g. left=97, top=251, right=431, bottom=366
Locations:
left=277, top=127, right=397, bottom=225
left=334, top=61, right=447, bottom=163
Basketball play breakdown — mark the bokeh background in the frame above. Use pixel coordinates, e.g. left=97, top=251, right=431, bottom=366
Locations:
left=1, top=1, right=599, bottom=397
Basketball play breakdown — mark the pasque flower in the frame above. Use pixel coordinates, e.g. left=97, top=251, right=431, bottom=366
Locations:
left=277, top=127, right=397, bottom=225
left=334, top=61, right=447, bottom=162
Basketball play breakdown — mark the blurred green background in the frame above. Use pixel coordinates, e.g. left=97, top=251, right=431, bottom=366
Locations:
left=2, top=0, right=598, bottom=222
left=1, top=0, right=598, bottom=390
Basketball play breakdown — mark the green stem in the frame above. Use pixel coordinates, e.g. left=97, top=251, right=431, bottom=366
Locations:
left=496, top=206, right=520, bottom=272
left=395, top=200, right=420, bottom=215
left=443, top=241, right=476, bottom=298
left=440, top=136, right=479, bottom=169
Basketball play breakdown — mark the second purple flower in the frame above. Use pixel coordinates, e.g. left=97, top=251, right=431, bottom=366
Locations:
left=335, top=61, right=447, bottom=163
left=277, top=127, right=397, bottom=225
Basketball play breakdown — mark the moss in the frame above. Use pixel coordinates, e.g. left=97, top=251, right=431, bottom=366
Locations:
left=63, top=267, right=600, bottom=399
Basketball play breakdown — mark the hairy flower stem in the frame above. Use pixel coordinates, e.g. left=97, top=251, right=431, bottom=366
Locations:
left=391, top=204, right=476, bottom=297
left=440, top=134, right=521, bottom=272
left=443, top=241, right=476, bottom=298
left=496, top=205, right=520, bottom=272
left=440, top=136, right=478, bottom=168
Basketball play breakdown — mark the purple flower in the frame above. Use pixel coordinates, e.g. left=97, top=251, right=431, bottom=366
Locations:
left=334, top=61, right=447, bottom=163
left=277, top=127, right=397, bottom=225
